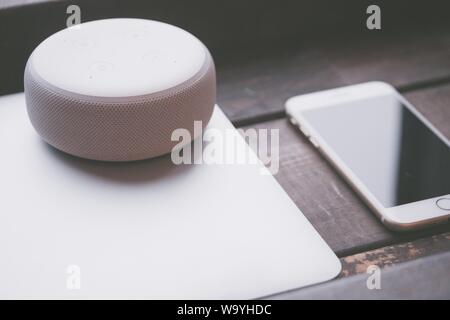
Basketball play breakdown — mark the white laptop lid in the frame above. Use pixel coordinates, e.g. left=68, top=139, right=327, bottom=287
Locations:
left=0, top=93, right=341, bottom=299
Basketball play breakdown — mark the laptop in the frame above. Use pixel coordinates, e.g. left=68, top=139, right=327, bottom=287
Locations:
left=0, top=93, right=341, bottom=299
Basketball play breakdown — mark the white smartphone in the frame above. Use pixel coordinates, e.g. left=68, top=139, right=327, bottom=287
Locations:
left=286, top=82, right=450, bottom=231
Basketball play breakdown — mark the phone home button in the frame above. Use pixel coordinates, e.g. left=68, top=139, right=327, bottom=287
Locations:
left=436, top=198, right=450, bottom=210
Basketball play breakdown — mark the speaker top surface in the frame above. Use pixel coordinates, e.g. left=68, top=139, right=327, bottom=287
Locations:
left=25, top=18, right=216, bottom=161
left=30, top=18, right=206, bottom=98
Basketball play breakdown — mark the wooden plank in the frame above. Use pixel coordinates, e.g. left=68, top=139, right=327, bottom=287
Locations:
left=217, top=47, right=345, bottom=125
left=218, top=28, right=450, bottom=124
left=268, top=250, right=450, bottom=299
left=245, top=118, right=392, bottom=255
left=242, top=83, right=450, bottom=255
left=244, top=118, right=450, bottom=256
left=340, top=232, right=450, bottom=278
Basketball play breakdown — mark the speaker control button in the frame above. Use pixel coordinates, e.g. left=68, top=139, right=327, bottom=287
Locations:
left=90, top=61, right=114, bottom=73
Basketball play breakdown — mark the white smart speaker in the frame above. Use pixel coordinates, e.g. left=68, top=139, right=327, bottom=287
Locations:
left=24, top=18, right=216, bottom=161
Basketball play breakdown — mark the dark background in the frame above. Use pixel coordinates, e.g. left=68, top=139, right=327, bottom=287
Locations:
left=2, top=0, right=450, bottom=96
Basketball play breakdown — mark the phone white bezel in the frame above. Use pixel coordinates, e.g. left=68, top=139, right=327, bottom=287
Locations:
left=286, top=81, right=450, bottom=231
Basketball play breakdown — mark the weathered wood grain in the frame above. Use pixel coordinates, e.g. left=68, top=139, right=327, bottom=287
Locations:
left=268, top=250, right=450, bottom=299
left=242, top=82, right=450, bottom=255
left=217, top=46, right=344, bottom=125
left=340, top=232, right=450, bottom=278
left=324, top=29, right=450, bottom=92
left=245, top=118, right=390, bottom=255
left=218, top=29, right=450, bottom=125
left=243, top=118, right=450, bottom=256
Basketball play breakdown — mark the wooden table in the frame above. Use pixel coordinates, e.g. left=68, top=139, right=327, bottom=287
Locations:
left=217, top=31, right=450, bottom=299
left=1, top=0, right=450, bottom=299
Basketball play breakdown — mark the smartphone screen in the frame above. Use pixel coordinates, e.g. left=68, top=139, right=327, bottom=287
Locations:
left=302, top=94, right=450, bottom=208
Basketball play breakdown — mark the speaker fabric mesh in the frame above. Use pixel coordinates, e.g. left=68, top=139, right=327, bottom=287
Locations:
left=24, top=52, right=216, bottom=161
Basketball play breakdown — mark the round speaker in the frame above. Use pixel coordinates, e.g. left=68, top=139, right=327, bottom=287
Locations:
left=24, top=18, right=216, bottom=161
